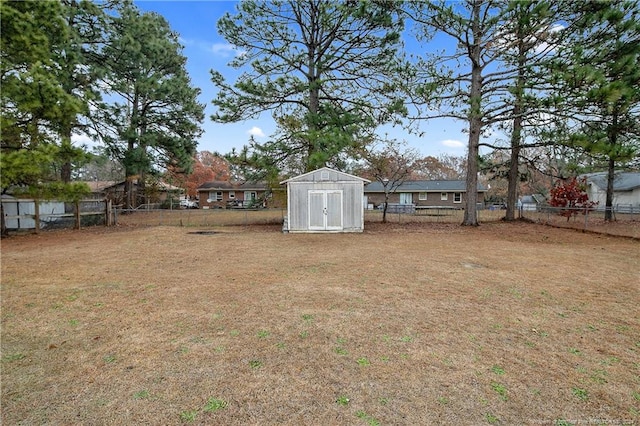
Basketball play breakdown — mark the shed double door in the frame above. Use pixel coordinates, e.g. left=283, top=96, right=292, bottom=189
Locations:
left=308, top=190, right=343, bottom=231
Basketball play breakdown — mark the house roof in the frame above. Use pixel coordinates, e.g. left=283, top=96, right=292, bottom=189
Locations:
left=583, top=172, right=640, bottom=192
left=83, top=181, right=117, bottom=192
left=280, top=167, right=370, bottom=184
left=365, top=180, right=487, bottom=193
left=103, top=180, right=183, bottom=191
left=520, top=194, right=545, bottom=204
left=197, top=181, right=269, bottom=191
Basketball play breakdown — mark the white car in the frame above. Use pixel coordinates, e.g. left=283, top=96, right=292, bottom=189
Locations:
left=179, top=199, right=198, bottom=209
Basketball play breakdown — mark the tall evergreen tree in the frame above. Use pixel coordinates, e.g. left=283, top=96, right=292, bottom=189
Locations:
left=56, top=0, right=109, bottom=183
left=211, top=0, right=405, bottom=176
left=408, top=0, right=571, bottom=224
left=496, top=0, right=561, bottom=220
left=548, top=0, right=640, bottom=221
left=0, top=0, right=84, bottom=191
left=95, top=2, right=204, bottom=209
left=408, top=0, right=507, bottom=226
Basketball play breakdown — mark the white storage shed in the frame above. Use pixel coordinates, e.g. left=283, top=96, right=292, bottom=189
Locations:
left=281, top=167, right=370, bottom=233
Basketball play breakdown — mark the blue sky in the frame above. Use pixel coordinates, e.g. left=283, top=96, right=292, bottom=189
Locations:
left=133, top=0, right=470, bottom=159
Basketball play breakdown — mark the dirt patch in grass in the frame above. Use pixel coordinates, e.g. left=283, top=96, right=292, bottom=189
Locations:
left=2, top=222, right=639, bottom=425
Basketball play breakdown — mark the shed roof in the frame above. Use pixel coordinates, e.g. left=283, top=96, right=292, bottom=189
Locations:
left=583, top=172, right=640, bottom=192
left=280, top=167, right=370, bottom=184
left=365, top=180, right=487, bottom=193
left=197, top=181, right=269, bottom=191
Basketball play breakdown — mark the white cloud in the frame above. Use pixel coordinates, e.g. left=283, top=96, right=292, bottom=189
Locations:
left=549, top=23, right=565, bottom=33
left=247, top=126, right=265, bottom=138
left=535, top=23, right=565, bottom=54
left=71, top=133, right=98, bottom=149
left=440, top=139, right=465, bottom=149
left=178, top=36, right=193, bottom=46
left=211, top=43, right=245, bottom=58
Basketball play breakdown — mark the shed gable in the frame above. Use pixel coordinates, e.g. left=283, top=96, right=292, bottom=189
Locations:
left=281, top=167, right=370, bottom=184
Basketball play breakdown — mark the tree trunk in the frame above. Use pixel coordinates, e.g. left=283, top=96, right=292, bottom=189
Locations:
left=124, top=136, right=136, bottom=210
left=61, top=126, right=73, bottom=183
left=124, top=92, right=140, bottom=210
left=34, top=198, right=40, bottom=234
left=74, top=200, right=81, bottom=230
left=61, top=162, right=72, bottom=183
left=1, top=201, right=7, bottom=237
left=124, top=177, right=135, bottom=210
left=382, top=195, right=389, bottom=223
left=305, top=5, right=321, bottom=172
left=604, top=113, right=618, bottom=222
left=605, top=157, right=615, bottom=221
left=463, top=122, right=480, bottom=226
left=505, top=37, right=526, bottom=221
left=462, top=0, right=482, bottom=227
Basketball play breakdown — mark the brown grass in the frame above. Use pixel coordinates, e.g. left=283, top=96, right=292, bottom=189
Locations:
left=1, top=221, right=639, bottom=425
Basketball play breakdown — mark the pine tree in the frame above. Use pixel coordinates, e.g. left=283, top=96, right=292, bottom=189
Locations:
left=0, top=0, right=84, bottom=191
left=549, top=0, right=640, bottom=221
left=211, top=0, right=405, bottom=175
left=408, top=0, right=506, bottom=226
left=95, top=2, right=204, bottom=208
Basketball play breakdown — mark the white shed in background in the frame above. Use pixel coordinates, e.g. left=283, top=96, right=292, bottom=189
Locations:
left=281, top=167, right=370, bottom=233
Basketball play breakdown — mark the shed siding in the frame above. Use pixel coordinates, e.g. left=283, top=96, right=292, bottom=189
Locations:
left=287, top=181, right=364, bottom=232
left=283, top=167, right=368, bottom=233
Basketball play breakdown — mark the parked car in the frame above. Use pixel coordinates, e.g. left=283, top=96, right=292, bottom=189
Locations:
left=179, top=199, right=198, bottom=209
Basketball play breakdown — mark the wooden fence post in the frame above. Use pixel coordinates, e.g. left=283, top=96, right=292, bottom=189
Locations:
left=75, top=200, right=81, bottom=230
left=105, top=199, right=112, bottom=226
left=34, top=199, right=40, bottom=234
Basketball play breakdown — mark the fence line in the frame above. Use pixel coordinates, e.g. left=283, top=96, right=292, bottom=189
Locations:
left=112, top=207, right=508, bottom=228
left=4, top=200, right=636, bottom=238
left=520, top=205, right=638, bottom=222
left=114, top=207, right=286, bottom=228
left=1, top=199, right=113, bottom=232
left=518, top=205, right=638, bottom=238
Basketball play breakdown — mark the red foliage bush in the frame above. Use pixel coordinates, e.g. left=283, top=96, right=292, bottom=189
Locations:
left=549, top=177, right=598, bottom=220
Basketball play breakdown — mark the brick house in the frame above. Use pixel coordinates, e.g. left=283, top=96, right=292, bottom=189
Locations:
left=364, top=180, right=488, bottom=209
left=197, top=181, right=270, bottom=209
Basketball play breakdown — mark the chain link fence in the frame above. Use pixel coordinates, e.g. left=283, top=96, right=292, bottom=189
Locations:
left=518, top=205, right=639, bottom=238
left=7, top=201, right=635, bottom=238
left=114, top=207, right=287, bottom=228
left=113, top=206, right=509, bottom=228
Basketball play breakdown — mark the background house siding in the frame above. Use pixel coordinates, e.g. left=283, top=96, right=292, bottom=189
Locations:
left=587, top=185, right=640, bottom=207
left=366, top=192, right=482, bottom=208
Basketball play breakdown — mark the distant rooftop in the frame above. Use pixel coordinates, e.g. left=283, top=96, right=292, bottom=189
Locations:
left=197, top=181, right=269, bottom=191
left=583, top=172, right=640, bottom=191
left=365, top=180, right=487, bottom=192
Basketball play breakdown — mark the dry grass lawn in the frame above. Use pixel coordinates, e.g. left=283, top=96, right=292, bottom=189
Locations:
left=1, top=221, right=639, bottom=425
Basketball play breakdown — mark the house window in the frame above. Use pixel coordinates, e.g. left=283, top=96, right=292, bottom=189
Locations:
left=441, top=192, right=448, bottom=201
left=418, top=192, right=427, bottom=201
left=209, top=191, right=223, bottom=201
left=454, top=192, right=462, bottom=203
left=399, top=193, right=412, bottom=204
left=244, top=191, right=257, bottom=201
left=228, top=191, right=235, bottom=199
